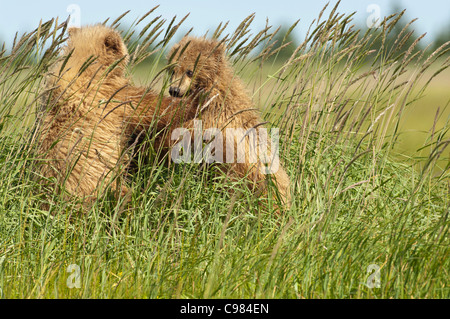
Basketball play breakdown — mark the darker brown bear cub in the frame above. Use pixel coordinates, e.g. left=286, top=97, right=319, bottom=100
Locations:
left=37, top=25, right=195, bottom=208
left=167, top=36, right=291, bottom=208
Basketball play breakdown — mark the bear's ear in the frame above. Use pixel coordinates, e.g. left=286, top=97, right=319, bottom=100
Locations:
left=104, top=30, right=125, bottom=56
left=167, top=43, right=180, bottom=62
left=211, top=41, right=226, bottom=63
left=68, top=27, right=80, bottom=38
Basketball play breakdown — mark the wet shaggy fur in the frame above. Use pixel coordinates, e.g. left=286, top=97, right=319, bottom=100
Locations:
left=37, top=25, right=195, bottom=207
left=167, top=36, right=291, bottom=208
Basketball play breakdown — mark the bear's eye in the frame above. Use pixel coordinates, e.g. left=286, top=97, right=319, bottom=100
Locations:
left=186, top=70, right=193, bottom=78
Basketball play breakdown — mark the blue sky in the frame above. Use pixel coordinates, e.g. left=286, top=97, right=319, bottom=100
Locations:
left=1, top=0, right=449, bottom=45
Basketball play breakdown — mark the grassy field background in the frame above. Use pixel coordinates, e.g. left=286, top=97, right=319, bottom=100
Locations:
left=133, top=60, right=450, bottom=166
left=0, top=6, right=449, bottom=299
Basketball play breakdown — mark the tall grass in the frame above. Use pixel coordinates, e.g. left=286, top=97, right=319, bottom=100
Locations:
left=0, top=3, right=449, bottom=298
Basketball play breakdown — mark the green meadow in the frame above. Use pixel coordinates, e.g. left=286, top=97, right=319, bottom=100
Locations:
left=0, top=4, right=448, bottom=298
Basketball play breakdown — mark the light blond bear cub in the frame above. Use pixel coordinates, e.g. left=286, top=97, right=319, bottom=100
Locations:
left=38, top=25, right=195, bottom=208
left=167, top=36, right=291, bottom=208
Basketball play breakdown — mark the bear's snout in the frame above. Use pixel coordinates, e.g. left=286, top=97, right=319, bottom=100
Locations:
left=169, top=87, right=181, bottom=97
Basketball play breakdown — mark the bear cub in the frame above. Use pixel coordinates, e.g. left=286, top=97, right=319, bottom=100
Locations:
left=37, top=25, right=195, bottom=209
left=167, top=36, right=291, bottom=208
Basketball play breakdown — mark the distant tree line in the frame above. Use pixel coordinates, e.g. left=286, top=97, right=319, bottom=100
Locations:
left=262, top=3, right=449, bottom=63
left=434, top=22, right=450, bottom=51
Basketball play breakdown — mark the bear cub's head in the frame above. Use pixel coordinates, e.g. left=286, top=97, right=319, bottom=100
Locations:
left=167, top=36, right=226, bottom=98
left=64, top=25, right=129, bottom=77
